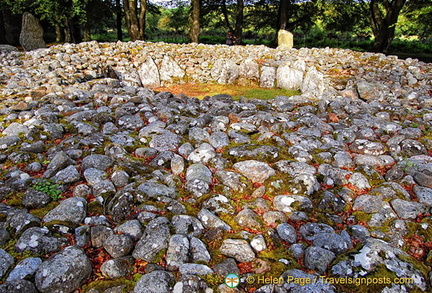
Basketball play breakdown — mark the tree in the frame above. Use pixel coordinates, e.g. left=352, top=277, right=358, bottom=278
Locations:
left=189, top=0, right=201, bottom=42
left=361, top=0, right=407, bottom=52
left=123, top=0, right=147, bottom=41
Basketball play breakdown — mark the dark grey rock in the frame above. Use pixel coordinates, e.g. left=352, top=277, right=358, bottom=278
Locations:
left=149, top=131, right=182, bottom=151
left=312, top=233, right=349, bottom=255
left=132, top=217, right=170, bottom=262
left=113, top=220, right=143, bottom=241
left=52, top=165, right=81, bottom=184
left=166, top=234, right=189, bottom=270
left=390, top=198, right=427, bottom=219
left=137, top=182, right=176, bottom=200
left=91, top=225, right=114, bottom=248
left=0, top=280, right=38, bottom=293
left=276, top=223, right=297, bottom=244
left=19, top=13, right=46, bottom=51
left=0, top=248, right=14, bottom=279
left=413, top=185, right=432, bottom=206
left=190, top=237, right=211, bottom=263
left=75, top=225, right=90, bottom=247
left=43, top=152, right=74, bottom=178
left=299, top=223, right=335, bottom=241
left=171, top=215, right=204, bottom=237
left=134, top=270, right=174, bottom=293
left=6, top=210, right=40, bottom=236
left=82, top=154, right=113, bottom=171
left=43, top=197, right=87, bottom=226
left=100, top=256, right=134, bottom=279
left=35, top=246, right=92, bottom=293
left=22, top=189, right=52, bottom=209
left=15, top=227, right=68, bottom=254
left=304, top=246, right=335, bottom=274
left=103, top=234, right=134, bottom=258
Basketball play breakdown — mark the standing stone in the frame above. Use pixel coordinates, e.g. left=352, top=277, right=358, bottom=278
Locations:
left=278, top=30, right=294, bottom=49
left=138, top=57, right=160, bottom=88
left=19, top=13, right=46, bottom=51
left=276, top=60, right=306, bottom=90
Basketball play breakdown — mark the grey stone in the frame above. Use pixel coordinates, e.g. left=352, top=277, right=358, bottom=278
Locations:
left=52, top=165, right=81, bottom=184
left=132, top=217, right=170, bottom=262
left=15, top=227, right=67, bottom=254
left=211, top=59, right=239, bottom=84
left=304, top=246, right=335, bottom=274
left=171, top=215, right=204, bottom=237
left=6, top=210, right=40, bottom=237
left=43, top=197, right=87, bottom=226
left=213, top=258, right=240, bottom=277
left=100, top=256, right=134, bottom=279
left=179, top=263, right=213, bottom=275
left=35, top=246, right=92, bottom=293
left=43, top=152, right=74, bottom=178
left=197, top=208, right=231, bottom=231
left=235, top=208, right=262, bottom=229
left=91, top=225, right=114, bottom=248
left=160, top=55, right=185, bottom=84
left=3, top=122, right=31, bottom=136
left=276, top=223, right=297, bottom=244
left=138, top=57, right=160, bottom=87
left=166, top=234, right=189, bottom=270
left=82, top=154, right=113, bottom=171
left=274, top=194, right=313, bottom=213
left=0, top=248, right=14, bottom=279
left=137, top=182, right=176, bottom=200
left=190, top=237, right=211, bottom=263
left=6, top=257, right=42, bottom=282
left=19, top=13, right=46, bottom=51
left=353, top=194, right=385, bottom=213
left=299, top=223, right=335, bottom=241
left=149, top=131, right=182, bottom=151
left=0, top=280, right=38, bottom=293
left=113, top=220, right=143, bottom=241
left=103, top=234, right=134, bottom=258
left=278, top=269, right=336, bottom=292
left=22, top=189, right=51, bottom=209
left=134, top=271, right=174, bottom=293
left=413, top=185, right=432, bottom=206
left=312, top=233, right=349, bottom=255
left=250, top=234, right=267, bottom=252
left=391, top=199, right=427, bottom=219
left=276, top=60, right=305, bottom=90
left=233, top=160, right=275, bottom=183
left=220, top=239, right=255, bottom=262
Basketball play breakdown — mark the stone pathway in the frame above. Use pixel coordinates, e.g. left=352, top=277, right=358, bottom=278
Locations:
left=0, top=42, right=431, bottom=293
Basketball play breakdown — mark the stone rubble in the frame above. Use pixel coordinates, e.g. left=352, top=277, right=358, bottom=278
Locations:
left=0, top=41, right=431, bottom=293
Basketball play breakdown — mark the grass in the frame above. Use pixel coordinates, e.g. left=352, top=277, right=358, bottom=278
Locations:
left=153, top=83, right=300, bottom=100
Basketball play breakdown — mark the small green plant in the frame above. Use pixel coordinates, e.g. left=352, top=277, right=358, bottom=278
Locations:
left=32, top=180, right=62, bottom=200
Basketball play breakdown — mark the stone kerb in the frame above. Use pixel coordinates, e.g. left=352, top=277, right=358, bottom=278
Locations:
left=5, top=41, right=327, bottom=98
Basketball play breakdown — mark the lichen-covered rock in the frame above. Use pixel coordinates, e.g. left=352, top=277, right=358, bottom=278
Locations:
left=43, top=197, right=87, bottom=226
left=134, top=270, right=174, bottom=293
left=220, top=239, right=255, bottom=262
left=34, top=246, right=91, bottom=293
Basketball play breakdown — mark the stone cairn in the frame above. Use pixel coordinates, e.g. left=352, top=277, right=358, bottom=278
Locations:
left=0, top=41, right=431, bottom=293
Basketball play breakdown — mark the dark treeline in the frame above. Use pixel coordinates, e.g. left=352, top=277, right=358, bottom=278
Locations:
left=0, top=0, right=431, bottom=54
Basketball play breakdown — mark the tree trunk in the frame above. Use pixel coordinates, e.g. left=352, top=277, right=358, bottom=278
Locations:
left=116, top=0, right=123, bottom=41
left=189, top=0, right=200, bottom=43
left=369, top=0, right=407, bottom=53
left=221, top=0, right=233, bottom=32
left=235, top=0, right=244, bottom=44
left=55, top=24, right=63, bottom=43
left=0, top=10, right=7, bottom=44
left=123, top=0, right=146, bottom=41
left=278, top=0, right=289, bottom=30
left=83, top=22, right=91, bottom=42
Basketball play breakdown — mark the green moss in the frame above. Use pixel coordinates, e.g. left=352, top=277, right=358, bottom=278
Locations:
left=353, top=211, right=373, bottom=223
left=88, top=200, right=104, bottom=215
left=4, top=192, right=24, bottom=207
left=30, top=201, right=60, bottom=218
left=200, top=274, right=224, bottom=289
left=81, top=276, right=138, bottom=293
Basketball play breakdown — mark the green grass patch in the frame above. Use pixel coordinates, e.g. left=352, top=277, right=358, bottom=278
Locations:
left=153, top=83, right=299, bottom=100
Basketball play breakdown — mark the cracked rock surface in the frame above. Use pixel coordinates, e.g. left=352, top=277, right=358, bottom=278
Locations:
left=0, top=42, right=431, bottom=293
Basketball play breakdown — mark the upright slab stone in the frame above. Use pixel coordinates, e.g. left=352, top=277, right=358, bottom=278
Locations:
left=138, top=57, right=160, bottom=87
left=19, top=12, right=46, bottom=51
left=278, top=29, right=294, bottom=49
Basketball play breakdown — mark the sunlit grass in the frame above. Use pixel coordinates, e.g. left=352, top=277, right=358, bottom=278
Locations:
left=153, top=83, right=299, bottom=100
